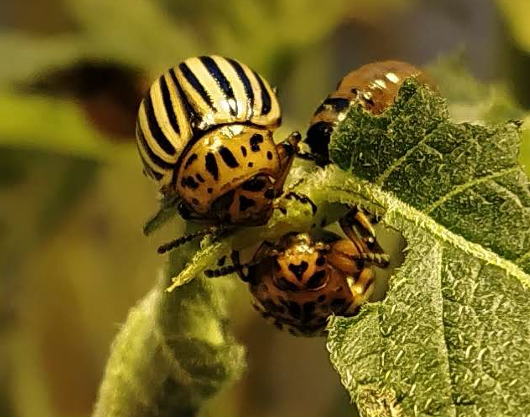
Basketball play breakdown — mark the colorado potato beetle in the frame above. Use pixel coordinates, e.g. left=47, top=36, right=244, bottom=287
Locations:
left=135, top=56, right=302, bottom=252
left=303, top=60, right=435, bottom=165
left=206, top=207, right=389, bottom=337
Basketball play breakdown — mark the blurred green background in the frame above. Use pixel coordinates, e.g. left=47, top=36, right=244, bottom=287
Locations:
left=2, top=0, right=530, bottom=416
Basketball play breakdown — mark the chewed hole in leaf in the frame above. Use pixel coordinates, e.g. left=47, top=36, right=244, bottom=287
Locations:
left=370, top=223, right=406, bottom=302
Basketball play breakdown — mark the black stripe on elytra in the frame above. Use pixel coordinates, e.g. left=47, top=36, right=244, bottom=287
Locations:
left=227, top=57, right=254, bottom=110
left=178, top=62, right=215, bottom=110
left=200, top=56, right=237, bottom=116
left=253, top=71, right=272, bottom=115
left=242, top=177, right=266, bottom=192
left=314, top=97, right=350, bottom=115
left=136, top=143, right=164, bottom=180
left=143, top=93, right=176, bottom=155
left=184, top=153, right=198, bottom=169
left=288, top=261, right=309, bottom=281
left=205, top=152, right=219, bottom=180
left=168, top=68, right=193, bottom=121
left=136, top=125, right=174, bottom=170
left=239, top=195, right=256, bottom=212
left=219, top=146, right=239, bottom=168
left=159, top=74, right=180, bottom=135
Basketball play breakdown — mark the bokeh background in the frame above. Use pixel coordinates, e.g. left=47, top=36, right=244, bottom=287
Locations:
left=2, top=0, right=530, bottom=416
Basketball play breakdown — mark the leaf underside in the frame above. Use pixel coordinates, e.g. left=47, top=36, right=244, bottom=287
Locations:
left=324, top=80, right=530, bottom=416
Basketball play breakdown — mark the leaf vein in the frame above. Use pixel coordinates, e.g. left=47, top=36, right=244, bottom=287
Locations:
left=375, top=123, right=441, bottom=186
left=424, top=167, right=519, bottom=214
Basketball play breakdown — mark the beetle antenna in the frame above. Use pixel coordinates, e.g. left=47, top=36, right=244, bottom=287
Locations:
left=157, top=225, right=232, bottom=254
left=204, top=263, right=252, bottom=278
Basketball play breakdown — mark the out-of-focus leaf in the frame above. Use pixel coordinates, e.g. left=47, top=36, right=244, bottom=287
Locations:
left=427, top=52, right=527, bottom=124
left=93, top=239, right=245, bottom=416
left=496, top=0, right=530, bottom=53
left=0, top=32, right=86, bottom=86
left=63, top=0, right=199, bottom=70
left=0, top=91, right=133, bottom=160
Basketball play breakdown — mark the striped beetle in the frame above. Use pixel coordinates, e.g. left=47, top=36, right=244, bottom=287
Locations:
left=136, top=56, right=302, bottom=252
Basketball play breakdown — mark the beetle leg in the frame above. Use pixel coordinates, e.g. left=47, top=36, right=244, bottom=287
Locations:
left=272, top=131, right=301, bottom=195
left=339, top=207, right=389, bottom=265
left=344, top=268, right=375, bottom=314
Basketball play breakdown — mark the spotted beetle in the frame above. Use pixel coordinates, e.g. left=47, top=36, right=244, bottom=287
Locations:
left=206, top=207, right=389, bottom=337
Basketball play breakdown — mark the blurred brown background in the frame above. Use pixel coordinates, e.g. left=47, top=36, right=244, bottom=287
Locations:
left=2, top=0, right=530, bottom=415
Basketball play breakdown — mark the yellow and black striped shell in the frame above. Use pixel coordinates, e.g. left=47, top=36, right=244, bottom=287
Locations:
left=249, top=233, right=375, bottom=337
left=136, top=55, right=281, bottom=192
left=304, top=60, right=435, bottom=164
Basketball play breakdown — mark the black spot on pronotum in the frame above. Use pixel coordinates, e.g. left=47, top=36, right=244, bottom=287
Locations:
left=239, top=196, right=256, bottom=212
left=261, top=299, right=285, bottom=314
left=266, top=151, right=273, bottom=160
left=242, top=177, right=267, bottom=192
left=275, top=276, right=299, bottom=291
left=302, top=301, right=316, bottom=323
left=264, top=189, right=275, bottom=199
left=248, top=162, right=254, bottom=168
left=330, top=298, right=347, bottom=309
left=250, top=134, right=264, bottom=152
left=184, top=153, right=198, bottom=169
left=306, top=270, right=326, bottom=289
left=205, top=152, right=219, bottom=180
left=286, top=301, right=302, bottom=319
left=219, top=146, right=239, bottom=168
left=195, top=173, right=205, bottom=183
left=213, top=190, right=235, bottom=212
left=288, top=261, right=309, bottom=281
left=207, top=187, right=213, bottom=194
left=181, top=176, right=199, bottom=190
left=240, top=145, right=247, bottom=157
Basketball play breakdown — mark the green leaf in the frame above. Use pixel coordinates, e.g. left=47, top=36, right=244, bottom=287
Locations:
left=427, top=52, right=527, bottom=124
left=323, top=80, right=530, bottom=416
left=0, top=91, right=131, bottom=160
left=93, top=240, right=245, bottom=416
